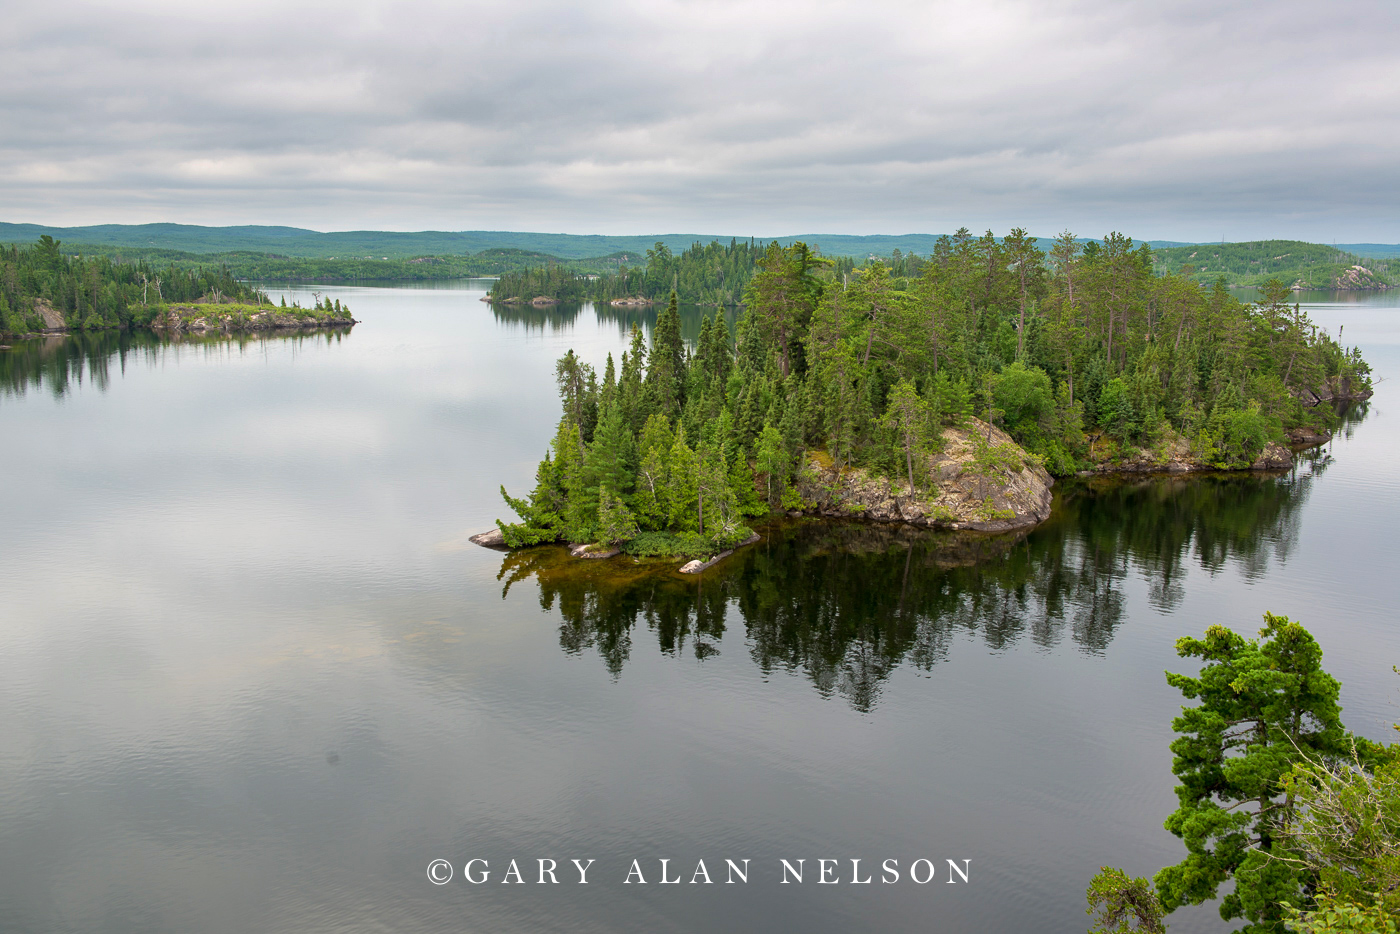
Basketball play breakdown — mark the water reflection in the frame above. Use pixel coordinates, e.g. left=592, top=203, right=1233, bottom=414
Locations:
left=490, top=301, right=736, bottom=341
left=496, top=463, right=1326, bottom=711
left=0, top=328, right=353, bottom=399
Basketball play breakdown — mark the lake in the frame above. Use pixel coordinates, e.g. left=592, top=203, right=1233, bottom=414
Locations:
left=1, top=282, right=1397, bottom=933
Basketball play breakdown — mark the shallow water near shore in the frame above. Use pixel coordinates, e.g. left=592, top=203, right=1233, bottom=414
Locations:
left=1, top=281, right=1397, bottom=933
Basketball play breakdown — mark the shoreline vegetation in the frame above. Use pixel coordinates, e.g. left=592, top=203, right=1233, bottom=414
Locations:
left=0, top=236, right=355, bottom=340
left=479, top=230, right=1372, bottom=568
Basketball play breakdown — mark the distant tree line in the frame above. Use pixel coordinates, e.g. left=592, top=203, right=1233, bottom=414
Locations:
left=1152, top=239, right=1396, bottom=289
left=489, top=239, right=765, bottom=307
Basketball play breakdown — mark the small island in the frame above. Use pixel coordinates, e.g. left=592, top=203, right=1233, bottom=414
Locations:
left=477, top=231, right=1372, bottom=570
left=0, top=235, right=355, bottom=339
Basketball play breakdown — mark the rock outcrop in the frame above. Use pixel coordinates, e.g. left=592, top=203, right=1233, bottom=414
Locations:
left=34, top=299, right=65, bottom=331
left=469, top=528, right=507, bottom=549
left=1079, top=427, right=1299, bottom=474
left=1296, top=377, right=1373, bottom=406
left=569, top=542, right=621, bottom=559
left=795, top=418, right=1053, bottom=532
left=1079, top=430, right=1300, bottom=475
left=1332, top=265, right=1391, bottom=291
left=677, top=532, right=762, bottom=574
left=1251, top=443, right=1294, bottom=470
left=1286, top=426, right=1332, bottom=446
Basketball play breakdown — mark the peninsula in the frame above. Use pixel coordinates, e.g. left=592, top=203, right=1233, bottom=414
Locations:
left=0, top=236, right=355, bottom=339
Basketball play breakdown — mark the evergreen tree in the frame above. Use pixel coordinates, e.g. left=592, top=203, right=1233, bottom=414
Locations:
left=645, top=291, right=686, bottom=420
left=1154, top=614, right=1352, bottom=933
left=588, top=398, right=635, bottom=499
left=634, top=413, right=675, bottom=530
left=666, top=426, right=700, bottom=532
left=880, top=379, right=935, bottom=493
left=596, top=486, right=639, bottom=545
left=618, top=324, right=648, bottom=431
left=755, top=422, right=788, bottom=506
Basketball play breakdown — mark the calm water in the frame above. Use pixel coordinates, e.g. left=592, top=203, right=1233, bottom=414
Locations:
left=1, top=282, right=1397, bottom=934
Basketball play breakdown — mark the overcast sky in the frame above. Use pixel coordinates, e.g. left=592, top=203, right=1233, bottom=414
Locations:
left=4, top=0, right=1399, bottom=241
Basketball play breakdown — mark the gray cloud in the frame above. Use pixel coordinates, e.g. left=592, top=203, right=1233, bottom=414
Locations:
left=3, top=0, right=1400, bottom=240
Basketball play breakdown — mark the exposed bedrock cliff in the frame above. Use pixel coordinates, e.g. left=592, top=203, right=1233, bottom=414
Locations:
left=795, top=418, right=1054, bottom=533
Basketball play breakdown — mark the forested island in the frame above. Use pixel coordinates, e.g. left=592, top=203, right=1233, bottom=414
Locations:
left=0, top=236, right=354, bottom=338
left=483, top=229, right=1372, bottom=564
left=1151, top=239, right=1396, bottom=289
left=31, top=244, right=648, bottom=284
left=487, top=238, right=767, bottom=306
left=487, top=237, right=1397, bottom=306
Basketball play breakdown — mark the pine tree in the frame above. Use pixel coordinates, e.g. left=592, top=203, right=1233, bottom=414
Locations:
left=1154, top=614, right=1352, bottom=932
left=880, top=379, right=935, bottom=493
left=600, top=352, right=617, bottom=412
left=555, top=420, right=598, bottom=542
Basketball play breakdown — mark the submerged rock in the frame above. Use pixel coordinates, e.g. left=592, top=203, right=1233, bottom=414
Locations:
left=569, top=542, right=622, bottom=559
left=677, top=532, right=761, bottom=574
left=795, top=418, right=1053, bottom=533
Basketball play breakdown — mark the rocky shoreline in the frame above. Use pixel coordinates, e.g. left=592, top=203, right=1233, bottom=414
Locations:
left=793, top=418, right=1054, bottom=533
left=470, top=411, right=1352, bottom=567
left=150, top=304, right=356, bottom=334
left=1075, top=434, right=1296, bottom=476
left=4, top=301, right=356, bottom=339
left=482, top=295, right=560, bottom=306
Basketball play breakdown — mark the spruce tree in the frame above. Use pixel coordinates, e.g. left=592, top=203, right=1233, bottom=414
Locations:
left=596, top=486, right=639, bottom=546
left=587, top=399, right=635, bottom=500
left=634, top=414, right=675, bottom=530
left=618, top=324, right=648, bottom=431
left=645, top=290, right=685, bottom=421
left=666, top=426, right=699, bottom=533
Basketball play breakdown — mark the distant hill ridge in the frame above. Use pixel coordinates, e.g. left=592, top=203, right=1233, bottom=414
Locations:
left=0, top=222, right=1204, bottom=260
left=1, top=223, right=1395, bottom=289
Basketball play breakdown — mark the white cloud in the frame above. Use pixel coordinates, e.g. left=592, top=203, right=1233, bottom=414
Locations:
left=3, top=0, right=1399, bottom=239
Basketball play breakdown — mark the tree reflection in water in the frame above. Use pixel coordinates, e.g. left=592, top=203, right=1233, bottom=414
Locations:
left=497, top=464, right=1326, bottom=711
left=490, top=301, right=735, bottom=343
left=0, top=328, right=352, bottom=400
